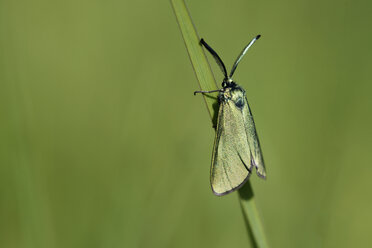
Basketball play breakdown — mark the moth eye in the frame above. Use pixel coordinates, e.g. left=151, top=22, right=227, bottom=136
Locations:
left=234, top=97, right=244, bottom=109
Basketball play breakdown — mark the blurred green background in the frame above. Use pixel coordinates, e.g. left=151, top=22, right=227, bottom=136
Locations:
left=1, top=0, right=371, bottom=247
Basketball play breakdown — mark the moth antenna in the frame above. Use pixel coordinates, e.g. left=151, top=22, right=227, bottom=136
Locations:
left=200, top=39, right=228, bottom=79
left=229, top=35, right=261, bottom=78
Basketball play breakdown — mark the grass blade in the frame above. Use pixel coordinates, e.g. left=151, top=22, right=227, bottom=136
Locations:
left=171, top=0, right=218, bottom=121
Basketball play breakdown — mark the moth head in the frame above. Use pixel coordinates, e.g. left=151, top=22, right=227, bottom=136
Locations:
left=222, top=77, right=235, bottom=88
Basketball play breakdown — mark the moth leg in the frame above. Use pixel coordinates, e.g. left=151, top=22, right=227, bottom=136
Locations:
left=194, top=89, right=222, bottom=95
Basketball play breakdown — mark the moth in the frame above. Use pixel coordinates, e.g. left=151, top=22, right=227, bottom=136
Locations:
left=195, top=35, right=266, bottom=196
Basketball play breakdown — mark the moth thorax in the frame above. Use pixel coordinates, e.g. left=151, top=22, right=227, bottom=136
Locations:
left=231, top=88, right=244, bottom=101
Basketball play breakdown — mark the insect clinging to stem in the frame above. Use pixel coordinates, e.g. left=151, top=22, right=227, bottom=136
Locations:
left=194, top=35, right=266, bottom=196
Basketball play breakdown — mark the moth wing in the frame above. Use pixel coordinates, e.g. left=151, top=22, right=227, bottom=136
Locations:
left=242, top=98, right=266, bottom=178
left=211, top=100, right=252, bottom=196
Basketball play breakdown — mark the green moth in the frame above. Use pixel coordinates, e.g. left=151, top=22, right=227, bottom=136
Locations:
left=195, top=35, right=266, bottom=196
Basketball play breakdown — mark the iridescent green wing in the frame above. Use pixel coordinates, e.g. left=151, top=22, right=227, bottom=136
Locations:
left=242, top=97, right=266, bottom=178
left=211, top=99, right=252, bottom=196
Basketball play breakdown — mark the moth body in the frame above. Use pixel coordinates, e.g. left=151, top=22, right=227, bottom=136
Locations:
left=195, top=35, right=266, bottom=196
